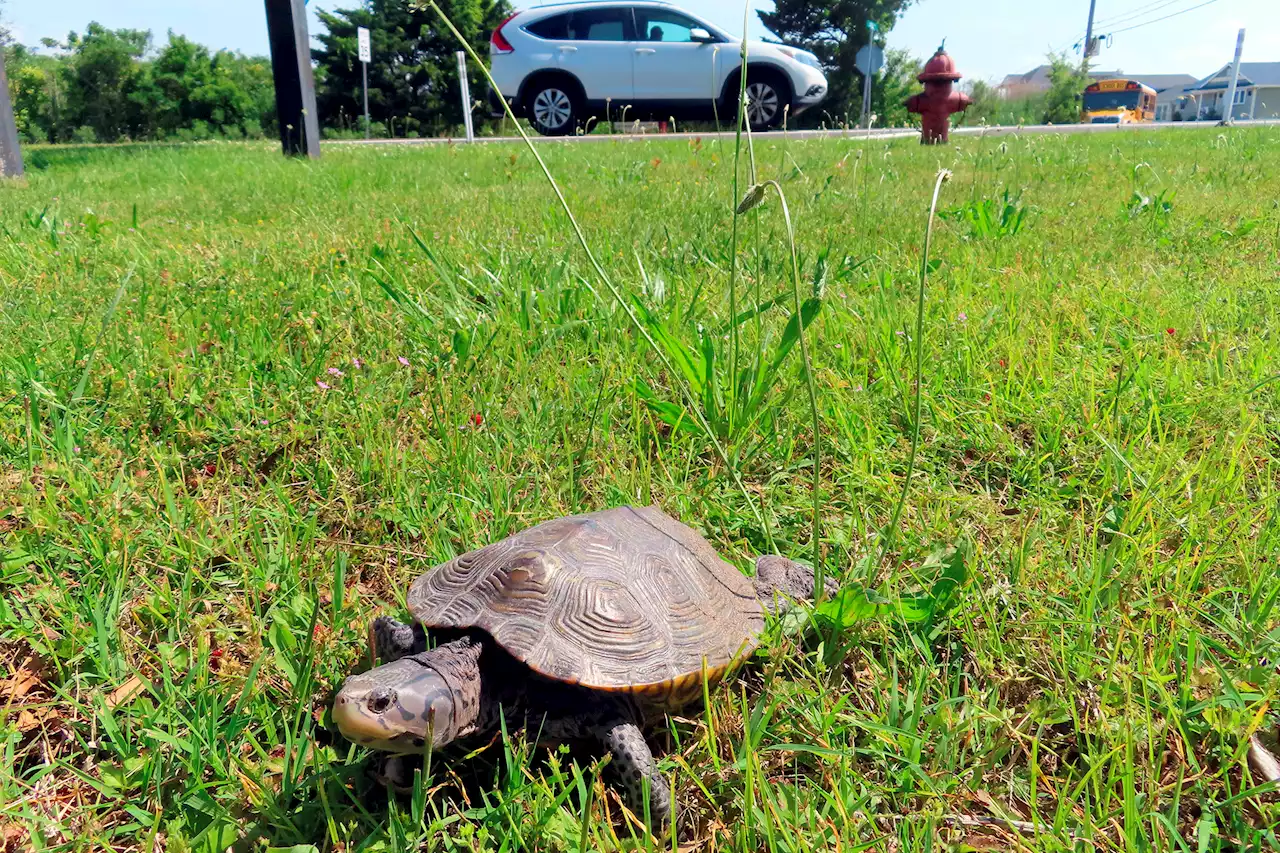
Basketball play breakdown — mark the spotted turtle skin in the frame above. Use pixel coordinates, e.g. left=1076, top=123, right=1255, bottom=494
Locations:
left=407, top=505, right=767, bottom=706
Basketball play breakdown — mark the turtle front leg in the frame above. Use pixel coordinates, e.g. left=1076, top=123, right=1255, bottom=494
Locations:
left=753, top=555, right=840, bottom=614
left=591, top=717, right=671, bottom=832
left=370, top=615, right=427, bottom=662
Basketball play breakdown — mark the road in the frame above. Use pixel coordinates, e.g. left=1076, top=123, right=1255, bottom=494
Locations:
left=333, top=118, right=1280, bottom=148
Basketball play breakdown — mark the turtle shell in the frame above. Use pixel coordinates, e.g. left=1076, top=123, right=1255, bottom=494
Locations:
left=407, top=505, right=765, bottom=708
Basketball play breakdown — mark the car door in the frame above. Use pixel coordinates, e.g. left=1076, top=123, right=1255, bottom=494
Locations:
left=630, top=7, right=720, bottom=103
left=549, top=7, right=635, bottom=105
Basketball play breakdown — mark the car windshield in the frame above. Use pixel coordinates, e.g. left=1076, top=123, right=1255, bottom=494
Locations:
left=1084, top=90, right=1141, bottom=111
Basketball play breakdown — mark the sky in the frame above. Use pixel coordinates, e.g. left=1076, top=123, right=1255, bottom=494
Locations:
left=4, top=0, right=1278, bottom=83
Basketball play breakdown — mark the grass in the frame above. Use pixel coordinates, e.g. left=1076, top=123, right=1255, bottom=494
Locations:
left=1, top=125, right=1279, bottom=851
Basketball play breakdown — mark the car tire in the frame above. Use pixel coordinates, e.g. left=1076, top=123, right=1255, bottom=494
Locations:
left=527, top=81, right=580, bottom=137
left=742, top=72, right=788, bottom=132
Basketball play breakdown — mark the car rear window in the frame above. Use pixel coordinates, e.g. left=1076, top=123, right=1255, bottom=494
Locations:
left=525, top=13, right=570, bottom=40
left=570, top=9, right=630, bottom=41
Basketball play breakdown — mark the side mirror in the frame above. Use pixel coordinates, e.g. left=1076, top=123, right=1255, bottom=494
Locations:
left=690, top=28, right=715, bottom=43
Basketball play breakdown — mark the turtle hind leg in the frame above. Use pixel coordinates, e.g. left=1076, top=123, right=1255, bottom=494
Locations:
left=370, top=615, right=427, bottom=662
left=753, top=555, right=840, bottom=613
left=591, top=718, right=671, bottom=832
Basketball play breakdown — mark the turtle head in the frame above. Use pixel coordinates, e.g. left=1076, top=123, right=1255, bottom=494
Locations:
left=333, top=637, right=484, bottom=753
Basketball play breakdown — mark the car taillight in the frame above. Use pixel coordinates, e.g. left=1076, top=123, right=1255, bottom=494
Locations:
left=491, top=14, right=517, bottom=54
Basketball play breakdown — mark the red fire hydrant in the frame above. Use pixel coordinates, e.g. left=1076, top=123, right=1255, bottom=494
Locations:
left=905, top=43, right=972, bottom=144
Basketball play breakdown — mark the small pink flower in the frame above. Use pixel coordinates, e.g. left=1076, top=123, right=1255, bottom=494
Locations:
left=259, top=419, right=269, bottom=426
left=352, top=357, right=364, bottom=369
left=316, top=379, right=331, bottom=391
left=958, top=311, right=968, bottom=322
left=397, top=356, right=411, bottom=367
left=327, top=367, right=344, bottom=377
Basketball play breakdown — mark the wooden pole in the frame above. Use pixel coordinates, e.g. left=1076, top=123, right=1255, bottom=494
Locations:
left=264, top=0, right=320, bottom=157
left=0, top=46, right=24, bottom=178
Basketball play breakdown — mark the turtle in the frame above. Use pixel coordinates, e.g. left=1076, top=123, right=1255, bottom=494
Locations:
left=332, top=505, right=832, bottom=828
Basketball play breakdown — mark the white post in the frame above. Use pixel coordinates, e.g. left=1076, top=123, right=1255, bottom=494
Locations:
left=861, top=66, right=873, bottom=128
left=456, top=51, right=474, bottom=142
left=1249, top=86, right=1257, bottom=120
left=1222, top=28, right=1245, bottom=123
left=0, top=47, right=24, bottom=178
left=362, top=62, right=369, bottom=138
left=357, top=27, right=372, bottom=138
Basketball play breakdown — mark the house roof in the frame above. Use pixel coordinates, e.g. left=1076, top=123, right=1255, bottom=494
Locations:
left=999, top=64, right=1122, bottom=87
left=1126, top=73, right=1197, bottom=92
left=1191, top=62, right=1280, bottom=90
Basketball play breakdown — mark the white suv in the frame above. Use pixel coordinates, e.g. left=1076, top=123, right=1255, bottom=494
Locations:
left=488, top=1, right=828, bottom=136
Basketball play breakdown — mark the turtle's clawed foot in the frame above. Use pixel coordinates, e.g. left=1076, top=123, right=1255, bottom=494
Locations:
left=753, top=555, right=840, bottom=613
left=370, top=615, right=427, bottom=663
left=593, top=718, right=671, bottom=833
left=373, top=754, right=421, bottom=792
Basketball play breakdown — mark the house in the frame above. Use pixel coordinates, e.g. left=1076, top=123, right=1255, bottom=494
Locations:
left=998, top=66, right=1196, bottom=106
left=998, top=65, right=1121, bottom=99
left=1169, top=62, right=1280, bottom=121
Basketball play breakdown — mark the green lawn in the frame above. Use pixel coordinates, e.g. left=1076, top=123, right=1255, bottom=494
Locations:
left=2, top=128, right=1279, bottom=851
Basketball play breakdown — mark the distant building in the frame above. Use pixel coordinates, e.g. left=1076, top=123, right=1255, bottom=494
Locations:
left=997, top=65, right=1120, bottom=99
left=1166, top=62, right=1280, bottom=121
left=997, top=66, right=1195, bottom=104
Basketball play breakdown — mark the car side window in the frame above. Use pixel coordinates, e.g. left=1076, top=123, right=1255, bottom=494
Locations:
left=525, top=13, right=571, bottom=40
left=568, top=8, right=632, bottom=41
left=633, top=9, right=704, bottom=42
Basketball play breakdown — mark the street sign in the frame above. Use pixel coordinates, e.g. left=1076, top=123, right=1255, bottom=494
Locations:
left=357, top=27, right=371, bottom=63
left=357, top=27, right=371, bottom=138
left=855, top=44, right=884, bottom=76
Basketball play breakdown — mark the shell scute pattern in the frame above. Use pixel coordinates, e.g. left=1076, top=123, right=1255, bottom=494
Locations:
left=407, top=506, right=765, bottom=703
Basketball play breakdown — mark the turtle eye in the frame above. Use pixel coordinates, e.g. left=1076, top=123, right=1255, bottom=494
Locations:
left=367, top=688, right=395, bottom=714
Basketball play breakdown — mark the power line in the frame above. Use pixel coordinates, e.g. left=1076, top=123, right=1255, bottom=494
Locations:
left=1107, top=0, right=1221, bottom=35
left=1092, top=0, right=1179, bottom=28
left=1061, top=0, right=1223, bottom=50
left=1094, top=0, right=1185, bottom=28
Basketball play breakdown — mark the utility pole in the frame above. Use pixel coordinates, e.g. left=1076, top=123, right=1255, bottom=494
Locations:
left=264, top=0, right=321, bottom=158
left=1083, top=0, right=1098, bottom=69
left=0, top=47, right=23, bottom=178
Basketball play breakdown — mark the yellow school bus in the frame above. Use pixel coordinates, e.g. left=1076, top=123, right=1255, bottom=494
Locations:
left=1082, top=79, right=1157, bottom=124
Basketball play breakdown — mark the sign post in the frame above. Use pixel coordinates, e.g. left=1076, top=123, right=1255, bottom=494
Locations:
left=1222, top=28, right=1245, bottom=124
left=263, top=0, right=320, bottom=158
left=456, top=51, right=475, bottom=142
left=0, top=47, right=24, bottom=178
left=357, top=26, right=371, bottom=138
left=855, top=41, right=885, bottom=129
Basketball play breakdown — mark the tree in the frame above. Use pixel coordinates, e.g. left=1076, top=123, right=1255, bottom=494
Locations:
left=140, top=33, right=275, bottom=138
left=871, top=47, right=919, bottom=127
left=6, top=45, right=59, bottom=142
left=960, top=78, right=998, bottom=126
left=312, top=0, right=508, bottom=137
left=758, top=0, right=916, bottom=125
left=1042, top=51, right=1087, bottom=124
left=60, top=24, right=151, bottom=142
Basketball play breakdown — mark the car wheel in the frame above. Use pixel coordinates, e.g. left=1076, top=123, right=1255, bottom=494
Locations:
left=528, top=83, right=578, bottom=136
left=744, top=76, right=786, bottom=131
